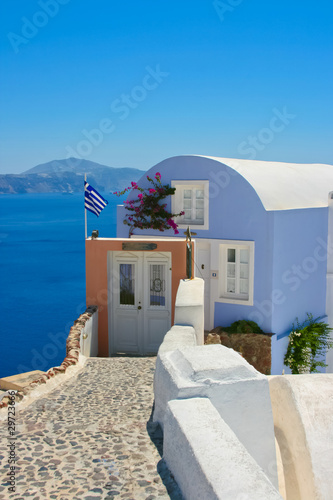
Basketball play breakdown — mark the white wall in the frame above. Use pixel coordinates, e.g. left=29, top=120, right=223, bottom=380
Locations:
left=80, top=310, right=98, bottom=357
left=164, top=398, right=282, bottom=500
left=154, top=275, right=333, bottom=500
left=269, top=374, right=333, bottom=500
left=154, top=275, right=282, bottom=497
left=174, top=278, right=204, bottom=345
left=157, top=325, right=196, bottom=354
left=154, top=344, right=279, bottom=489
left=326, top=192, right=333, bottom=372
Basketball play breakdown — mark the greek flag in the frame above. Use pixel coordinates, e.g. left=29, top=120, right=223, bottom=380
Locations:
left=84, top=181, right=108, bottom=216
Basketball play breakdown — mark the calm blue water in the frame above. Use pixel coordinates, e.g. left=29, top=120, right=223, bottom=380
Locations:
left=0, top=193, right=124, bottom=378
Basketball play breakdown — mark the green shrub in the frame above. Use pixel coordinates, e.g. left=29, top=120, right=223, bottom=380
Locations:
left=284, top=313, right=333, bottom=374
left=222, top=320, right=264, bottom=334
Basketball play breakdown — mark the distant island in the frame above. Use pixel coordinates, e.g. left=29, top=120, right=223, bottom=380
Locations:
left=0, top=158, right=145, bottom=194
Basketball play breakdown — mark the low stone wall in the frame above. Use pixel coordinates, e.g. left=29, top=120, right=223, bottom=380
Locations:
left=80, top=306, right=98, bottom=357
left=154, top=277, right=281, bottom=498
left=154, top=344, right=279, bottom=489
left=0, top=306, right=97, bottom=409
left=164, top=398, right=282, bottom=500
left=207, top=329, right=273, bottom=375
left=157, top=325, right=197, bottom=354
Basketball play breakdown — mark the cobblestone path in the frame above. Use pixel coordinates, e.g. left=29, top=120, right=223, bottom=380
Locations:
left=0, top=358, right=183, bottom=500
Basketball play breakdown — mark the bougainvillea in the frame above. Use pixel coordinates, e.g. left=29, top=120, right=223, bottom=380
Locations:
left=113, top=172, right=184, bottom=236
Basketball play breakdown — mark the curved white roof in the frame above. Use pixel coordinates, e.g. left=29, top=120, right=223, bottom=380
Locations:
left=198, top=156, right=333, bottom=211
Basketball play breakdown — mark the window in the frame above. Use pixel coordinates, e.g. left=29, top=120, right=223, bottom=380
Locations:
left=171, top=180, right=209, bottom=230
left=119, top=263, right=135, bottom=305
left=219, top=241, right=254, bottom=305
left=149, top=264, right=166, bottom=307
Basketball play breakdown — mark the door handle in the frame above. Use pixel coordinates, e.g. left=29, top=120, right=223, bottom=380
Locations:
left=138, top=306, right=142, bottom=310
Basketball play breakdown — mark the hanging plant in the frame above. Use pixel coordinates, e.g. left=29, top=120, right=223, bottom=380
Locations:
left=113, top=172, right=184, bottom=237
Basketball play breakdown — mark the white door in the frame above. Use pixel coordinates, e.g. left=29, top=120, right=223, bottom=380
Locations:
left=196, top=241, right=211, bottom=331
left=109, top=251, right=171, bottom=354
left=143, top=254, right=171, bottom=353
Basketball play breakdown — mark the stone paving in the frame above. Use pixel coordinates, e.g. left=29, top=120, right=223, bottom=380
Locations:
left=0, top=358, right=183, bottom=500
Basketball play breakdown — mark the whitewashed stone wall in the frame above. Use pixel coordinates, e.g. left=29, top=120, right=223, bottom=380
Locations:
left=164, top=398, right=282, bottom=500
left=269, top=374, right=333, bottom=500
left=157, top=325, right=196, bottom=354
left=80, top=308, right=98, bottom=357
left=174, top=278, right=204, bottom=345
left=154, top=344, right=279, bottom=489
left=153, top=278, right=281, bottom=498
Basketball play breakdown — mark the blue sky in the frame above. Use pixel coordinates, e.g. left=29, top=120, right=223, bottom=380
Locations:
left=0, top=0, right=332, bottom=174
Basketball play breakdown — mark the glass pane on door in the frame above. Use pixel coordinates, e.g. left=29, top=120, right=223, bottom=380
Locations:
left=150, top=264, right=166, bottom=306
left=119, top=264, right=135, bottom=305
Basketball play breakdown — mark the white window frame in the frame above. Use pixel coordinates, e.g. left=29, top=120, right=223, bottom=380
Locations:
left=171, top=180, right=209, bottom=230
left=218, top=240, right=254, bottom=305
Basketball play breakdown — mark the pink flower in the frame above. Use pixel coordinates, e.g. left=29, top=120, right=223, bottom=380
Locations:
left=155, top=172, right=161, bottom=179
left=174, top=229, right=179, bottom=235
left=138, top=193, right=143, bottom=200
left=167, top=218, right=176, bottom=229
left=149, top=189, right=156, bottom=194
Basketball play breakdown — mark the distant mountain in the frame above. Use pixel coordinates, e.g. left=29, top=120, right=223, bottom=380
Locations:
left=0, top=158, right=145, bottom=194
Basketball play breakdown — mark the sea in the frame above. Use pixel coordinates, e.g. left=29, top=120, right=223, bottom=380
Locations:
left=0, top=192, right=125, bottom=379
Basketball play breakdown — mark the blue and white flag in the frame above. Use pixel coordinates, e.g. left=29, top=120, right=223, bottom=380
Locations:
left=84, top=181, right=108, bottom=217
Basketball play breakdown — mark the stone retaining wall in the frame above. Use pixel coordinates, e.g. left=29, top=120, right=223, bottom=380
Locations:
left=207, top=329, right=273, bottom=375
left=0, top=306, right=97, bottom=409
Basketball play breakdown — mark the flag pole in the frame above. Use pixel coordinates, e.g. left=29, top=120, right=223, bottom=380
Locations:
left=84, top=173, right=87, bottom=240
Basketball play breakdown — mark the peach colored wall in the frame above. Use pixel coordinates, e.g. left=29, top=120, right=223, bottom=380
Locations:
left=85, top=239, right=191, bottom=357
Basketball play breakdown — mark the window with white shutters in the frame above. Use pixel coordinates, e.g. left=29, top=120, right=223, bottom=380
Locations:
left=219, top=241, right=254, bottom=305
left=171, top=180, right=209, bottom=229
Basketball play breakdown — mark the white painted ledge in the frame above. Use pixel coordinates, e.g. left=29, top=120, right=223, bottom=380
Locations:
left=164, top=398, right=282, bottom=500
left=157, top=325, right=197, bottom=354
